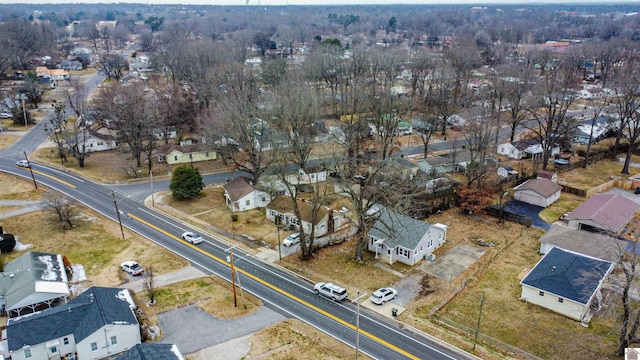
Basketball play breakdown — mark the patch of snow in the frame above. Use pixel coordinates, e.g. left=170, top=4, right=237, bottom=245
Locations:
left=14, top=240, right=32, bottom=251
left=70, top=264, right=87, bottom=283
left=36, top=255, right=60, bottom=281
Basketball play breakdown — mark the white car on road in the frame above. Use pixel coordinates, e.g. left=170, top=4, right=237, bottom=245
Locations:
left=282, top=233, right=300, bottom=247
left=181, top=231, right=204, bottom=245
left=370, top=287, right=397, bottom=305
left=120, top=261, right=144, bottom=276
left=16, top=160, right=30, bottom=168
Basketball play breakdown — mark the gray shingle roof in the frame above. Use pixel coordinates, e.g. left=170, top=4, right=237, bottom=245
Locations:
left=116, top=344, right=182, bottom=360
left=568, top=194, right=640, bottom=233
left=367, top=208, right=433, bottom=249
left=521, top=247, right=612, bottom=304
left=514, top=178, right=562, bottom=198
left=7, top=287, right=138, bottom=351
left=223, top=177, right=256, bottom=202
left=539, top=224, right=626, bottom=263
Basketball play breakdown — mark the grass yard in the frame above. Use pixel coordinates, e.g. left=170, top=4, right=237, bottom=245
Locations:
left=555, top=154, right=640, bottom=190
left=135, top=276, right=262, bottom=320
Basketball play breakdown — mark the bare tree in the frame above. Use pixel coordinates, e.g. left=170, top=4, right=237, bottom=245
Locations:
left=44, top=191, right=76, bottom=229
left=44, top=104, right=69, bottom=165
left=142, top=266, right=157, bottom=305
left=65, top=79, right=91, bottom=167
left=99, top=54, right=128, bottom=81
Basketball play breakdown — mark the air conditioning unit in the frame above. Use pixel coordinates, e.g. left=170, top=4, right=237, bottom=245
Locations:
left=426, top=253, right=436, bottom=262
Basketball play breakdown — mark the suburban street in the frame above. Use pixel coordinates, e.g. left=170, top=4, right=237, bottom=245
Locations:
left=0, top=48, right=480, bottom=358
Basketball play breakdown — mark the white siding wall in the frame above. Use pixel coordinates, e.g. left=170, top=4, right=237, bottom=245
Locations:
left=520, top=285, right=587, bottom=321
left=77, top=324, right=141, bottom=359
left=514, top=190, right=546, bottom=207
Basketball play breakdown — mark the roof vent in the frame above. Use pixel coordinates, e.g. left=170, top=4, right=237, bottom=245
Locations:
left=8, top=274, right=14, bottom=278
left=551, top=266, right=556, bottom=271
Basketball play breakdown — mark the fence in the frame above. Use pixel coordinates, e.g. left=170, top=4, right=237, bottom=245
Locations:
left=485, top=206, right=533, bottom=227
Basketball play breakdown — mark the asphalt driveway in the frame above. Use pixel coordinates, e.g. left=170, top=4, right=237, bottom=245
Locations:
left=503, top=200, right=551, bottom=230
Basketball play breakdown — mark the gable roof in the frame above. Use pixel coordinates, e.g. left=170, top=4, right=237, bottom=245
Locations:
left=116, top=343, right=184, bottom=360
left=0, top=251, right=69, bottom=312
left=267, top=195, right=329, bottom=224
left=521, top=247, right=612, bottom=304
left=223, top=177, right=257, bottom=202
left=539, top=224, right=626, bottom=263
left=7, top=287, right=138, bottom=351
left=368, top=208, right=434, bottom=250
left=568, top=194, right=640, bottom=232
left=514, top=178, right=562, bottom=198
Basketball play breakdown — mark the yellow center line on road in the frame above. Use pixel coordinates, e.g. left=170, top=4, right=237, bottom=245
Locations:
left=129, top=213, right=420, bottom=360
left=28, top=169, right=77, bottom=188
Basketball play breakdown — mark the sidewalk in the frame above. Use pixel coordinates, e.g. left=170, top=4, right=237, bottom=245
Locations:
left=121, top=265, right=207, bottom=293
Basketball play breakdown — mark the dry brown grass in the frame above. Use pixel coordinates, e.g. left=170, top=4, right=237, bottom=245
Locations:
left=247, top=319, right=372, bottom=360
left=135, top=276, right=262, bottom=320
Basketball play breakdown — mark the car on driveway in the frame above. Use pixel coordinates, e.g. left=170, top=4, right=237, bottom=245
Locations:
left=0, top=112, right=12, bottom=119
left=370, top=287, right=398, bottom=305
left=16, top=160, right=30, bottom=168
left=181, top=231, right=204, bottom=245
left=282, top=233, right=300, bottom=247
left=314, top=282, right=348, bottom=302
left=121, top=261, right=144, bottom=276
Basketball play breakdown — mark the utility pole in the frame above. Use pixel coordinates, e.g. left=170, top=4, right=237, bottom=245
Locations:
left=353, top=291, right=367, bottom=360
left=23, top=150, right=37, bottom=189
left=276, top=216, right=281, bottom=261
left=234, top=265, right=247, bottom=309
left=227, top=245, right=238, bottom=307
left=150, top=169, right=155, bottom=207
left=21, top=98, right=28, bottom=129
left=112, top=191, right=125, bottom=239
left=473, top=292, right=485, bottom=351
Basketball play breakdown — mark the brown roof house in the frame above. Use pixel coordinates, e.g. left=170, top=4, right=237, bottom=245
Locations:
left=513, top=178, right=563, bottom=208
left=222, top=177, right=271, bottom=213
left=265, top=195, right=329, bottom=237
left=567, top=194, right=640, bottom=236
left=539, top=223, right=627, bottom=263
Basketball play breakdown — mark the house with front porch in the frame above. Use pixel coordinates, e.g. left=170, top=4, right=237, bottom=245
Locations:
left=266, top=195, right=329, bottom=237
left=223, top=177, right=271, bottom=213
left=367, top=207, right=448, bottom=266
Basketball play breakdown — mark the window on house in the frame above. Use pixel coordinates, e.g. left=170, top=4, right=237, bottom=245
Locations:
left=24, top=349, right=32, bottom=358
left=387, top=249, right=391, bottom=255
left=245, top=200, right=250, bottom=206
left=111, top=336, right=117, bottom=345
left=91, top=342, right=98, bottom=351
left=63, top=338, right=69, bottom=345
left=414, top=249, right=418, bottom=255
left=174, top=156, right=178, bottom=161
left=558, top=298, right=564, bottom=303
left=51, top=347, right=57, bottom=354
left=420, top=246, right=423, bottom=252
left=428, top=239, right=433, bottom=247
left=539, top=291, right=544, bottom=297
left=261, top=196, right=266, bottom=202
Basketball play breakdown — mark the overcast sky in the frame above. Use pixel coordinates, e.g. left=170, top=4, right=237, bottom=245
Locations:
left=2, top=0, right=638, bottom=5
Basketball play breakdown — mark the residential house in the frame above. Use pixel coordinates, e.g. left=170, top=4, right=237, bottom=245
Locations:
left=265, top=195, right=329, bottom=237
left=223, top=177, right=271, bottom=213
left=536, top=169, right=557, bottom=183
left=153, top=126, right=178, bottom=141
left=417, top=156, right=455, bottom=176
left=566, top=194, right=640, bottom=236
left=298, top=166, right=327, bottom=184
left=513, top=178, right=562, bottom=208
left=65, top=129, right=118, bottom=153
left=497, top=165, right=518, bottom=178
left=383, top=157, right=419, bottom=181
left=116, top=343, right=185, bottom=360
left=367, top=207, right=448, bottom=266
left=0, top=251, right=70, bottom=318
left=539, top=224, right=626, bottom=263
left=520, top=247, right=613, bottom=323
left=59, top=60, right=83, bottom=71
left=255, top=128, right=290, bottom=151
left=6, top=287, right=141, bottom=360
left=497, top=139, right=559, bottom=160
left=156, top=142, right=216, bottom=165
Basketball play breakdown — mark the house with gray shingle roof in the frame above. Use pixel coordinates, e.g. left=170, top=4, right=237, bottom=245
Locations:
left=367, top=207, right=447, bottom=266
left=513, top=178, right=562, bottom=208
left=539, top=224, right=626, bottom=263
left=520, top=247, right=613, bottom=323
left=567, top=193, right=640, bottom=236
left=7, top=286, right=141, bottom=360
left=266, top=195, right=329, bottom=237
left=223, top=177, right=271, bottom=213
left=116, top=343, right=185, bottom=360
left=0, top=251, right=70, bottom=318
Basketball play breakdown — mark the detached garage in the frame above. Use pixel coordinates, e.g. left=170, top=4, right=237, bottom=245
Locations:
left=513, top=178, right=562, bottom=208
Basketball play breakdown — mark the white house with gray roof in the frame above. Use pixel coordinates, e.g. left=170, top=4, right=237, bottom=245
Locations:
left=0, top=251, right=70, bottom=318
left=367, top=208, right=447, bottom=266
left=6, top=286, right=141, bottom=360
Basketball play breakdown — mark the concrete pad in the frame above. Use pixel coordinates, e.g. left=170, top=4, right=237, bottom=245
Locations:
left=255, top=247, right=281, bottom=263
left=422, top=243, right=485, bottom=282
left=187, top=334, right=252, bottom=360
left=360, top=298, right=406, bottom=318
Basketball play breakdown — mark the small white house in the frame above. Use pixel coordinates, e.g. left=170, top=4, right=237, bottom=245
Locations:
left=222, top=177, right=271, bottom=213
left=497, top=166, right=518, bottom=178
left=513, top=178, right=562, bottom=208
left=520, top=247, right=613, bottom=323
left=266, top=195, right=329, bottom=237
left=367, top=207, right=447, bottom=266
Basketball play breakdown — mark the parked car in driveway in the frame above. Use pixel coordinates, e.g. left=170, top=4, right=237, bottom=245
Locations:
left=282, top=233, right=300, bottom=247
left=15, top=160, right=29, bottom=168
left=370, top=287, right=398, bottom=305
left=121, top=261, right=144, bottom=276
left=181, top=231, right=204, bottom=245
left=314, top=282, right=348, bottom=301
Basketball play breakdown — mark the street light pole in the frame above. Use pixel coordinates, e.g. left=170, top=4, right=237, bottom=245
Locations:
left=111, top=191, right=125, bottom=239
left=353, top=291, right=367, bottom=360
left=23, top=150, right=37, bottom=189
